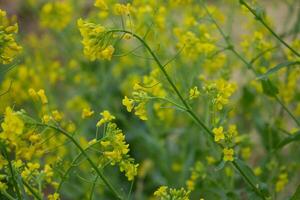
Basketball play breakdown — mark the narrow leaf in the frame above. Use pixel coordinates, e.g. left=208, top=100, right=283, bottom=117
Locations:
left=290, top=184, right=300, bottom=200
left=261, top=79, right=278, bottom=97
left=257, top=61, right=300, bottom=79
left=275, top=131, right=300, bottom=150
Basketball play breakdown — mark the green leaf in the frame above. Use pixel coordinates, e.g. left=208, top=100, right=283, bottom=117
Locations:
left=215, top=160, right=225, bottom=171
left=261, top=79, right=278, bottom=97
left=290, top=184, right=300, bottom=200
left=257, top=61, right=300, bottom=79
left=275, top=131, right=300, bottom=150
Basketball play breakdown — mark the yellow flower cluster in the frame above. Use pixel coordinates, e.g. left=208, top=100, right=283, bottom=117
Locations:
left=122, top=69, right=173, bottom=122
left=77, top=19, right=114, bottom=61
left=0, top=9, right=22, bottom=64
left=40, top=1, right=73, bottom=30
left=174, top=29, right=216, bottom=60
left=153, top=186, right=190, bottom=200
left=275, top=172, right=288, bottom=192
left=186, top=161, right=204, bottom=191
left=203, top=79, right=236, bottom=110
left=212, top=125, right=238, bottom=162
left=100, top=122, right=138, bottom=181
left=0, top=107, right=44, bottom=160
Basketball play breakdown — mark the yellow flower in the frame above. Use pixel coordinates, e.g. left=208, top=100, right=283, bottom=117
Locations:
left=28, top=88, right=38, bottom=99
left=189, top=86, right=200, bottom=100
left=77, top=19, right=115, bottom=61
left=100, top=45, right=115, bottom=60
left=0, top=9, right=22, bottom=64
left=52, top=110, right=63, bottom=121
left=81, top=108, right=94, bottom=119
left=37, top=89, right=48, bottom=104
left=96, top=110, right=115, bottom=127
left=40, top=1, right=73, bottom=30
left=154, top=186, right=168, bottom=197
left=135, top=102, right=148, bottom=120
left=275, top=172, right=288, bottom=192
left=48, top=193, right=60, bottom=200
left=114, top=3, right=131, bottom=15
left=0, top=182, right=7, bottom=191
left=228, top=124, right=238, bottom=138
left=122, top=96, right=134, bottom=112
left=223, top=148, right=234, bottom=162
left=154, top=186, right=190, bottom=199
left=1, top=107, right=24, bottom=136
left=94, top=0, right=108, bottom=10
left=212, top=126, right=224, bottom=142
left=43, top=115, right=51, bottom=123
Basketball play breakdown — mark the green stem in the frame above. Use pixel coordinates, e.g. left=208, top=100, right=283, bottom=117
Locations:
left=274, top=95, right=300, bottom=127
left=232, top=161, right=264, bottom=198
left=202, top=1, right=299, bottom=128
left=22, top=180, right=42, bottom=200
left=106, top=29, right=268, bottom=199
left=1, top=145, right=22, bottom=200
left=31, top=123, right=123, bottom=200
left=89, top=176, right=99, bottom=200
left=1, top=190, right=17, bottom=200
left=239, top=0, right=300, bottom=58
left=108, top=29, right=214, bottom=139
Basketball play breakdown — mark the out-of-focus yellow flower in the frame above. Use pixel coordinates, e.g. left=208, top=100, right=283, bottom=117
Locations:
left=223, top=148, right=234, bottom=162
left=0, top=9, right=22, bottom=64
left=81, top=108, right=94, bottom=119
left=37, top=89, right=48, bottom=104
left=94, top=0, right=108, bottom=10
left=40, top=1, right=73, bottom=30
left=189, top=86, right=200, bottom=100
left=77, top=19, right=115, bottom=61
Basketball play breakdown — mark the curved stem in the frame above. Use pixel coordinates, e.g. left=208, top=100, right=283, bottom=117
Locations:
left=275, top=95, right=300, bottom=127
left=201, top=1, right=299, bottom=128
left=239, top=0, right=300, bottom=58
left=106, top=29, right=267, bottom=199
left=108, top=29, right=214, bottom=139
left=31, top=123, right=123, bottom=200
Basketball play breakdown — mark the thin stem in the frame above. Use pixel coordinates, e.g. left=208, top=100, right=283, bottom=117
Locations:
left=89, top=176, right=99, bottom=200
left=107, top=29, right=214, bottom=139
left=1, top=145, right=22, bottom=200
left=275, top=96, right=300, bottom=127
left=202, top=1, right=299, bottom=128
left=31, top=123, right=123, bottom=200
left=1, top=191, right=17, bottom=200
left=232, top=161, right=264, bottom=198
left=239, top=0, right=300, bottom=57
left=106, top=29, right=267, bottom=199
left=22, top=180, right=42, bottom=200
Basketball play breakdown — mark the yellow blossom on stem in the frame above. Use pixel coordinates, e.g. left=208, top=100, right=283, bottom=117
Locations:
left=94, top=0, right=108, bottom=10
left=48, top=193, right=60, bottom=200
left=37, top=89, right=48, bottom=104
left=189, top=86, right=200, bottom=100
left=96, top=110, right=115, bottom=127
left=223, top=148, right=234, bottom=162
left=0, top=9, right=22, bottom=64
left=212, top=126, right=224, bottom=142
left=122, top=96, right=134, bottom=112
left=114, top=3, right=131, bottom=15
left=81, top=108, right=94, bottom=119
